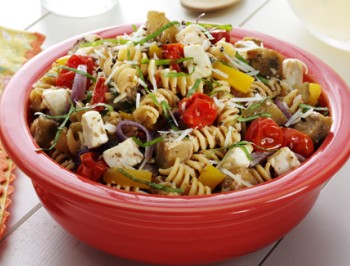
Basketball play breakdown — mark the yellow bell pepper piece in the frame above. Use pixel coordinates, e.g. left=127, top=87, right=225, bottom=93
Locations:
left=212, top=61, right=254, bottom=93
left=198, top=165, right=225, bottom=190
left=55, top=55, right=70, bottom=66
left=308, top=83, right=322, bottom=106
left=149, top=43, right=163, bottom=59
left=103, top=168, right=152, bottom=189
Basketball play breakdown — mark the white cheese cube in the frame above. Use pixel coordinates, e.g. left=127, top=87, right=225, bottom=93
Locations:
left=103, top=138, right=144, bottom=168
left=267, top=147, right=301, bottom=176
left=283, top=58, right=305, bottom=88
left=176, top=24, right=211, bottom=50
left=42, top=88, right=70, bottom=115
left=184, top=45, right=212, bottom=80
left=221, top=145, right=253, bottom=170
left=81, top=111, right=108, bottom=149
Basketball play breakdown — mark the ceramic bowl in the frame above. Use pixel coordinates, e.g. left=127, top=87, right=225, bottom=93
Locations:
left=1, top=25, right=350, bottom=265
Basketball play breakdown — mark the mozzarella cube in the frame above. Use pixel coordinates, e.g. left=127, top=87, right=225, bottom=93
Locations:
left=283, top=58, right=305, bottom=88
left=267, top=147, right=301, bottom=176
left=103, top=138, right=144, bottom=168
left=221, top=145, right=253, bottom=170
left=42, top=88, right=70, bottom=115
left=184, top=45, right=212, bottom=80
left=81, top=111, right=108, bottom=148
left=176, top=24, right=211, bottom=50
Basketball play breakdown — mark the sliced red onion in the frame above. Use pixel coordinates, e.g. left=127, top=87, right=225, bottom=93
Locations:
left=294, top=152, right=306, bottom=163
left=116, top=120, right=154, bottom=161
left=274, top=98, right=292, bottom=119
left=71, top=64, right=87, bottom=103
left=249, top=151, right=274, bottom=168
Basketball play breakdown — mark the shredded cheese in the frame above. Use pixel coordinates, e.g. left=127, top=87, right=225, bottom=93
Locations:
left=113, top=92, right=127, bottom=104
left=285, top=108, right=303, bottom=127
left=230, top=94, right=264, bottom=103
left=212, top=68, right=229, bottom=79
left=224, top=52, right=259, bottom=76
left=175, top=128, right=193, bottom=142
left=136, top=92, right=141, bottom=109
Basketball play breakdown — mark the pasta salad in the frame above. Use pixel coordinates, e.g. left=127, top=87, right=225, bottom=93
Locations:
left=29, top=11, right=332, bottom=196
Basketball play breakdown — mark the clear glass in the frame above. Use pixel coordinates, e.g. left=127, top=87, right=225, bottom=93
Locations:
left=41, top=0, right=118, bottom=18
left=287, top=0, right=350, bottom=51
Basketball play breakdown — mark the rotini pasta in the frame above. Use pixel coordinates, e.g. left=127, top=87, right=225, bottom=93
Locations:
left=28, top=11, right=332, bottom=196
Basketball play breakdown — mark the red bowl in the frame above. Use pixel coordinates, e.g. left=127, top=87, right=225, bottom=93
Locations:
left=1, top=25, right=350, bottom=265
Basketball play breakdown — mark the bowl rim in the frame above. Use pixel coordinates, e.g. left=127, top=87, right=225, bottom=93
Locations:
left=1, top=24, right=350, bottom=213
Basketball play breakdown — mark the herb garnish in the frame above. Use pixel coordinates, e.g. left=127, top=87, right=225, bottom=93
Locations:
left=117, top=168, right=184, bottom=193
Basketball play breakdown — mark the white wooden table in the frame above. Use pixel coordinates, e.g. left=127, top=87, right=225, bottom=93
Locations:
left=1, top=0, right=350, bottom=265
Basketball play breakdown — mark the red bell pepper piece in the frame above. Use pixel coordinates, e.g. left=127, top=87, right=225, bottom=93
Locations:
left=77, top=152, right=108, bottom=182
left=163, top=43, right=184, bottom=72
left=56, top=54, right=95, bottom=89
left=92, top=77, right=109, bottom=111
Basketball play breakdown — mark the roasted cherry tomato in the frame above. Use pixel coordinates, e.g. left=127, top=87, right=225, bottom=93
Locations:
left=163, top=43, right=184, bottom=72
left=282, top=128, right=314, bottom=158
left=77, top=151, right=108, bottom=182
left=56, top=54, right=95, bottom=89
left=244, top=117, right=283, bottom=151
left=92, top=77, right=109, bottom=111
left=178, top=92, right=217, bottom=128
left=210, top=30, right=231, bottom=44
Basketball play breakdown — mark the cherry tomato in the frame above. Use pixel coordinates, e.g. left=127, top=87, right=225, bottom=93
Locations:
left=282, top=128, right=314, bottom=158
left=244, top=117, right=283, bottom=151
left=163, top=43, right=184, bottom=72
left=92, top=77, right=109, bottom=111
left=210, top=30, right=231, bottom=44
left=56, top=55, right=95, bottom=89
left=178, top=93, right=217, bottom=128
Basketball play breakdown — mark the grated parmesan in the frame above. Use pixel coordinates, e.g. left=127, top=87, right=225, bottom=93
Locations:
left=212, top=68, right=229, bottom=79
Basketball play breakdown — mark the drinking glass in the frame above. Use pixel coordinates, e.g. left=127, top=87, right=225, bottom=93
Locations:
left=287, top=0, right=350, bottom=51
left=41, top=0, right=118, bottom=17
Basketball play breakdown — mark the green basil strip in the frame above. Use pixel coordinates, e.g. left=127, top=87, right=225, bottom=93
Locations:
left=299, top=103, right=329, bottom=112
left=240, top=145, right=253, bottom=161
left=135, top=66, right=160, bottom=106
left=163, top=65, right=195, bottom=78
left=134, top=21, right=180, bottom=45
left=161, top=100, right=171, bottom=119
left=161, top=101, right=179, bottom=129
left=237, top=113, right=272, bottom=122
left=256, top=75, right=269, bottom=85
left=235, top=52, right=249, bottom=64
left=132, top=24, right=138, bottom=32
left=141, top=57, right=193, bottom=66
left=247, top=97, right=269, bottom=111
left=186, top=22, right=233, bottom=31
left=79, top=38, right=129, bottom=48
left=117, top=168, right=184, bottom=193
left=59, top=65, right=96, bottom=82
left=132, top=136, right=164, bottom=148
left=186, top=79, right=202, bottom=97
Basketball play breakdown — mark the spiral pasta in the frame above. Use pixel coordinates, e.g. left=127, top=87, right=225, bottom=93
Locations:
left=50, top=150, right=75, bottom=171
left=251, top=79, right=281, bottom=98
left=189, top=125, right=241, bottom=153
left=159, top=158, right=211, bottom=195
left=249, top=163, right=273, bottom=183
left=159, top=68, right=204, bottom=97
left=133, top=88, right=179, bottom=128
left=117, top=43, right=143, bottom=64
